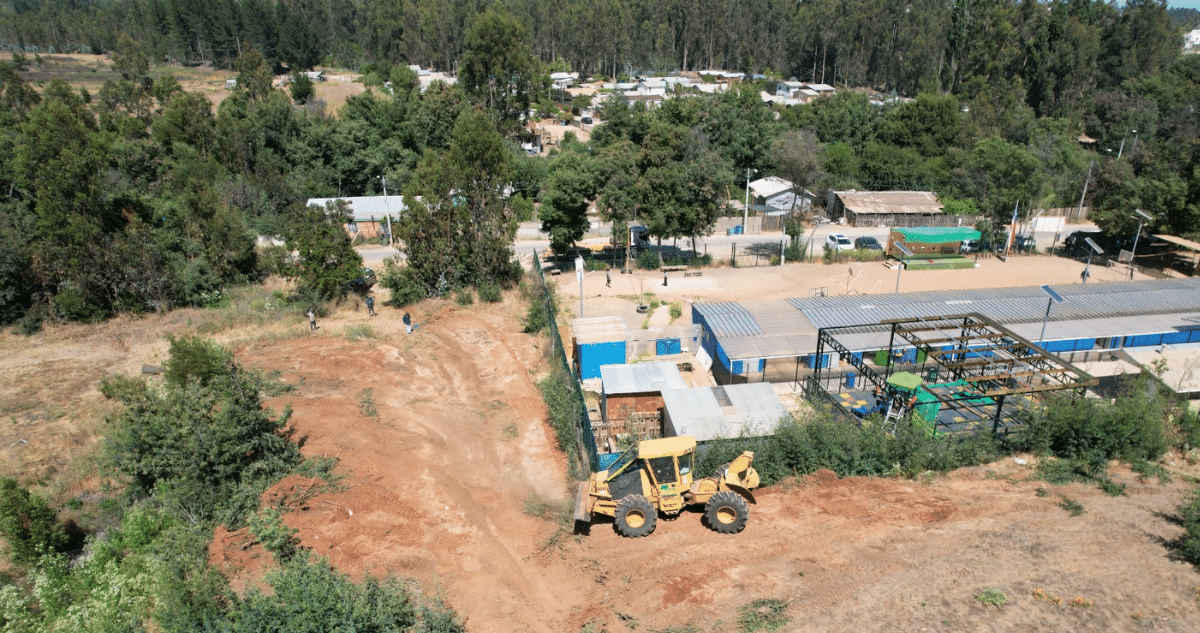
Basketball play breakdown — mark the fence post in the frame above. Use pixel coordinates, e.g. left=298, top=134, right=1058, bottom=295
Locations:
left=731, top=242, right=736, bottom=267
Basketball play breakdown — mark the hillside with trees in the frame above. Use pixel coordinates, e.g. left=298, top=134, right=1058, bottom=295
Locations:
left=0, top=0, right=1196, bottom=325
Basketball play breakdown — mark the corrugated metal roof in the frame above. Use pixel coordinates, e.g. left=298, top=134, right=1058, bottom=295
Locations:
left=837, top=191, right=942, bottom=215
left=693, top=302, right=764, bottom=337
left=662, top=383, right=788, bottom=441
left=792, top=278, right=1200, bottom=329
left=307, top=196, right=410, bottom=220
left=697, top=278, right=1200, bottom=361
left=600, top=362, right=686, bottom=395
left=573, top=316, right=628, bottom=345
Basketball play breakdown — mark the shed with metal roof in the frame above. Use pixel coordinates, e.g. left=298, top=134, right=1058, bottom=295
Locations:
left=600, top=361, right=687, bottom=425
left=831, top=191, right=944, bottom=227
left=661, top=383, right=790, bottom=442
left=573, top=316, right=628, bottom=379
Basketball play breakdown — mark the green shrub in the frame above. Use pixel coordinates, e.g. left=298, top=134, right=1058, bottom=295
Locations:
left=379, top=256, right=427, bottom=307
left=105, top=351, right=301, bottom=527
left=454, top=288, right=474, bottom=305
left=1017, top=379, right=1170, bottom=464
left=975, top=588, right=1007, bottom=607
left=784, top=243, right=806, bottom=262
left=669, top=302, right=682, bottom=320
left=1059, top=496, right=1085, bottom=516
left=0, top=477, right=69, bottom=565
left=1178, top=407, right=1200, bottom=449
left=636, top=249, right=660, bottom=270
left=696, top=411, right=1000, bottom=486
left=226, top=554, right=466, bottom=633
left=521, top=276, right=557, bottom=334
left=537, top=363, right=584, bottom=478
left=248, top=507, right=299, bottom=562
left=162, top=335, right=231, bottom=387
left=1175, top=486, right=1200, bottom=566
left=479, top=282, right=502, bottom=303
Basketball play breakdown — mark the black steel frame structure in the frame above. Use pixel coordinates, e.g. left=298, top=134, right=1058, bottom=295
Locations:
left=808, top=313, right=1098, bottom=435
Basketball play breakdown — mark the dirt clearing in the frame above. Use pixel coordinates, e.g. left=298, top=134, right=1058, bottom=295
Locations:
left=4, top=259, right=1200, bottom=632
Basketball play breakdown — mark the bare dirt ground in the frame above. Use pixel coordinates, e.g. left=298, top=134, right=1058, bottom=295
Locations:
left=3, top=259, right=1200, bottom=632
left=18, top=54, right=366, bottom=114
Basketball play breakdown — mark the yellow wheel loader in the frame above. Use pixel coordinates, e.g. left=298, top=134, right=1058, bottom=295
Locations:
left=573, top=436, right=760, bottom=537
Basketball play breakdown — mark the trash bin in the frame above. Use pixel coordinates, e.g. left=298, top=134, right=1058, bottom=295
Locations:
left=846, top=372, right=857, bottom=389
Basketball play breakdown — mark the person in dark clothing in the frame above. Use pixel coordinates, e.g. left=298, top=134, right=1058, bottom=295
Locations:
left=662, top=269, right=668, bottom=287
left=403, top=311, right=412, bottom=334
left=365, top=295, right=376, bottom=316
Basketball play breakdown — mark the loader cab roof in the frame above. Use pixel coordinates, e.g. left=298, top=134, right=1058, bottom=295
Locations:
left=637, top=436, right=696, bottom=458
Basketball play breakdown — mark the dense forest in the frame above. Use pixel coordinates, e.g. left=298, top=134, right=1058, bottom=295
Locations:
left=0, top=0, right=1193, bottom=98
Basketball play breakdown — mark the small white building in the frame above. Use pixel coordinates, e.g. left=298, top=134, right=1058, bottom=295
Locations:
left=1187, top=28, right=1200, bottom=52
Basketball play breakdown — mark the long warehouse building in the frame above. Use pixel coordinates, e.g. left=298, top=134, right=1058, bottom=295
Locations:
left=693, top=278, right=1200, bottom=383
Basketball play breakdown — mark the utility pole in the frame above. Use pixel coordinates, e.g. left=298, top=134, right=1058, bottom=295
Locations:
left=743, top=167, right=752, bottom=234
left=1075, top=161, right=1092, bottom=223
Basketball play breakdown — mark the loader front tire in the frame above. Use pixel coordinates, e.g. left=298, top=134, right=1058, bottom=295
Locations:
left=614, top=495, right=657, bottom=537
left=705, top=490, right=749, bottom=534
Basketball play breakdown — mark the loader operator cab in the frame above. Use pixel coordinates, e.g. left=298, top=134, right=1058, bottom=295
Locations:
left=604, top=437, right=695, bottom=489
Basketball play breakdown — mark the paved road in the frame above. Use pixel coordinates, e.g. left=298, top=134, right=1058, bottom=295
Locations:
left=358, top=220, right=1100, bottom=267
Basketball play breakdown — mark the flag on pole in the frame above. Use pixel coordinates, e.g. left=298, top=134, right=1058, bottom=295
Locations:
left=1005, top=200, right=1019, bottom=255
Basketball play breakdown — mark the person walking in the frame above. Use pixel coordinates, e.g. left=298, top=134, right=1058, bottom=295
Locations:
left=605, top=267, right=611, bottom=288
left=307, top=309, right=318, bottom=331
left=365, top=295, right=376, bottom=316
left=403, top=311, right=412, bottom=334
left=662, top=269, right=668, bottom=287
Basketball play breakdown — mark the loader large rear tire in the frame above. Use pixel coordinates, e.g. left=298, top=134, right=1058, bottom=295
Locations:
left=705, top=490, right=749, bottom=534
left=614, top=495, right=657, bottom=537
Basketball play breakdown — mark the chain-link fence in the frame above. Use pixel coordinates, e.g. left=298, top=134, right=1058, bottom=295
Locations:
left=531, top=252, right=599, bottom=473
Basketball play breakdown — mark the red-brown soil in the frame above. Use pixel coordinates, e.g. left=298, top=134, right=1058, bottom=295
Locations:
left=210, top=296, right=1200, bottom=633
left=3, top=261, right=1200, bottom=632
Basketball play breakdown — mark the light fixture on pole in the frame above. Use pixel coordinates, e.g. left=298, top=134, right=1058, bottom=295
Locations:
left=1129, top=208, right=1153, bottom=276
left=1038, top=285, right=1065, bottom=346
left=893, top=241, right=913, bottom=293
left=1081, top=237, right=1103, bottom=283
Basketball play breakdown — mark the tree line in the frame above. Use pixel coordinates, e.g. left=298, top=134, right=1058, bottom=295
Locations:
left=1, top=0, right=1199, bottom=326
left=0, top=1, right=1192, bottom=99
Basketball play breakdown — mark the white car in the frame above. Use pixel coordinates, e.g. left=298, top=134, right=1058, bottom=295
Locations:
left=825, top=234, right=854, bottom=251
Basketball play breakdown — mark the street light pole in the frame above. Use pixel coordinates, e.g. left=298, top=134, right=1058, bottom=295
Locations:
left=1129, top=208, right=1153, bottom=277
left=743, top=168, right=752, bottom=234
left=1038, top=285, right=1065, bottom=347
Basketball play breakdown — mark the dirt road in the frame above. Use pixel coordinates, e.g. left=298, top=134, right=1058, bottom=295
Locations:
left=210, top=286, right=1200, bottom=633
left=3, top=257, right=1198, bottom=632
